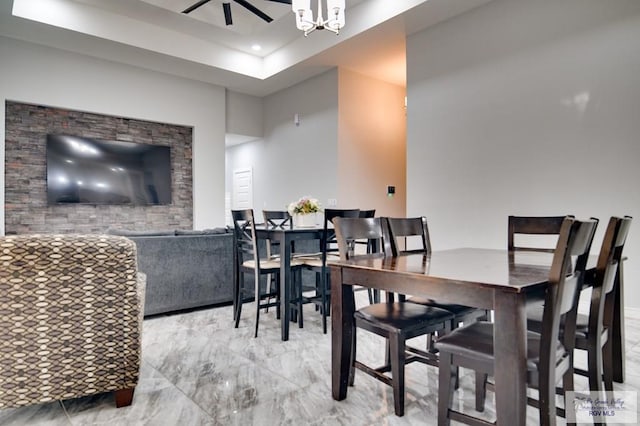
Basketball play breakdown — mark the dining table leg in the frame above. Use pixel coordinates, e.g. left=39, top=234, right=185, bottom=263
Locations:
left=331, top=265, right=354, bottom=401
left=279, top=233, right=291, bottom=341
left=493, top=291, right=528, bottom=425
left=232, top=237, right=239, bottom=321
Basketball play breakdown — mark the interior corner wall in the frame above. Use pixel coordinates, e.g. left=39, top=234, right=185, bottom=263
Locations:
left=0, top=36, right=226, bottom=233
left=406, top=0, right=640, bottom=307
left=225, top=90, right=263, bottom=138
left=338, top=68, right=406, bottom=216
left=253, top=69, right=339, bottom=211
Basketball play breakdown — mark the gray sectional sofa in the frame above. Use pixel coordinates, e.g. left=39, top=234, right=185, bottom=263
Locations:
left=108, top=228, right=234, bottom=316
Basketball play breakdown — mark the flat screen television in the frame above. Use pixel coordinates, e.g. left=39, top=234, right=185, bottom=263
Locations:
left=46, top=134, right=172, bottom=205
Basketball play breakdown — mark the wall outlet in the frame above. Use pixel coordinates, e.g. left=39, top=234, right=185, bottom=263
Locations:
left=327, top=198, right=337, bottom=207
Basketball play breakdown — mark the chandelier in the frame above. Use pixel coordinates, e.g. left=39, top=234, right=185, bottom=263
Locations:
left=292, top=0, right=346, bottom=36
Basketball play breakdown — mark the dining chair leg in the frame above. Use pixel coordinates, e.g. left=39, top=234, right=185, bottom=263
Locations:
left=561, top=366, right=574, bottom=422
left=321, top=268, right=328, bottom=334
left=603, top=337, right=614, bottom=391
left=234, top=272, right=244, bottom=329
left=475, top=372, right=487, bottom=412
left=234, top=300, right=242, bottom=329
left=437, top=352, right=455, bottom=426
left=349, top=330, right=357, bottom=386
left=587, top=338, right=603, bottom=394
left=315, top=272, right=321, bottom=312
left=538, top=368, right=558, bottom=426
left=389, top=333, right=406, bottom=416
left=563, top=355, right=574, bottom=398
left=264, top=272, right=273, bottom=313
left=275, top=272, right=281, bottom=320
left=254, top=273, right=261, bottom=338
left=296, top=269, right=304, bottom=328
left=324, top=271, right=331, bottom=318
left=232, top=286, right=238, bottom=321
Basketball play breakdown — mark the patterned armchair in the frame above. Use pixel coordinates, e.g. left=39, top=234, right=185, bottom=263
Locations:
left=0, top=234, right=145, bottom=409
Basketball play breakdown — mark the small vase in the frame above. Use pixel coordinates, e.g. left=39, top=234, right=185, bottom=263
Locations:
left=295, top=213, right=316, bottom=228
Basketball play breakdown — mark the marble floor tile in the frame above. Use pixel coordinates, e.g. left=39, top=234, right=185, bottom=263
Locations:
left=0, top=401, right=70, bottom=426
left=2, top=300, right=640, bottom=425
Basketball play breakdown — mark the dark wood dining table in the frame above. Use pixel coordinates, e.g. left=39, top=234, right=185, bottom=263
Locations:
left=255, top=224, right=323, bottom=341
left=330, top=248, right=569, bottom=425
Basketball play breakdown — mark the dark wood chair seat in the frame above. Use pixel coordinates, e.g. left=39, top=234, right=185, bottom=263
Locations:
left=527, top=305, right=598, bottom=342
left=436, top=321, right=566, bottom=372
left=356, top=302, right=454, bottom=332
left=508, top=215, right=570, bottom=253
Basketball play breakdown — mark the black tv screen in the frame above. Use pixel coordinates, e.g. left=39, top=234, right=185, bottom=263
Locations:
left=47, top=134, right=172, bottom=205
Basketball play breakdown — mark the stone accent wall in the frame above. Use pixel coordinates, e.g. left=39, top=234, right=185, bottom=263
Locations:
left=4, top=101, right=193, bottom=234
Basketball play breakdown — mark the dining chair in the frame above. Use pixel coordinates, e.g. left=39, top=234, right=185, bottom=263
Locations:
left=263, top=210, right=293, bottom=230
left=262, top=210, right=293, bottom=312
left=231, top=209, right=303, bottom=337
left=300, top=208, right=360, bottom=334
left=387, top=217, right=489, bottom=358
left=357, top=209, right=376, bottom=249
left=528, top=216, right=632, bottom=395
left=359, top=209, right=376, bottom=218
left=508, top=215, right=570, bottom=253
left=333, top=216, right=455, bottom=417
left=435, top=217, right=597, bottom=426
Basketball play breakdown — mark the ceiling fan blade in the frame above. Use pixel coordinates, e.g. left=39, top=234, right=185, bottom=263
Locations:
left=223, top=3, right=233, bottom=25
left=232, top=0, right=273, bottom=23
left=182, top=0, right=212, bottom=14
left=265, top=0, right=292, bottom=4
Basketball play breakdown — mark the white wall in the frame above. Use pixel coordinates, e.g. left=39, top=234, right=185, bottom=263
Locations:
left=226, top=69, right=339, bottom=213
left=338, top=68, right=406, bottom=217
left=0, top=36, right=226, bottom=230
left=225, top=90, right=263, bottom=138
left=406, top=0, right=640, bottom=306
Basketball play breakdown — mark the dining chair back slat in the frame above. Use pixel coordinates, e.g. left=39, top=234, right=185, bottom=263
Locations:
left=508, top=215, right=569, bottom=253
left=263, top=210, right=292, bottom=229
left=387, top=216, right=431, bottom=256
left=333, top=217, right=384, bottom=260
left=323, top=209, right=362, bottom=260
left=262, top=210, right=292, bottom=259
left=232, top=209, right=261, bottom=270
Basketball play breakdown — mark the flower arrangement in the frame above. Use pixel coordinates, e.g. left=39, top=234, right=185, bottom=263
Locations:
left=288, top=196, right=322, bottom=215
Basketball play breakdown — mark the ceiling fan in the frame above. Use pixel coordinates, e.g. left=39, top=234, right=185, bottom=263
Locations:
left=182, top=0, right=292, bottom=26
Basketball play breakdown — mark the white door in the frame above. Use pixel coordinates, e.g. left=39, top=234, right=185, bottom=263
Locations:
left=232, top=168, right=253, bottom=210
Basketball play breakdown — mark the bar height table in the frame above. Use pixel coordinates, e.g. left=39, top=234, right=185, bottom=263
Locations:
left=255, top=225, right=323, bottom=341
